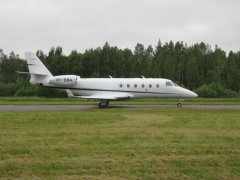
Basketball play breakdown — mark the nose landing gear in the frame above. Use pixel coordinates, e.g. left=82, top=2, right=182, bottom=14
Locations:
left=177, top=102, right=182, bottom=108
left=98, top=100, right=109, bottom=108
left=177, top=99, right=184, bottom=108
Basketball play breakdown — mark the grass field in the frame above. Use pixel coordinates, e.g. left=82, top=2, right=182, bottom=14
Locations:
left=0, top=97, right=240, bottom=105
left=0, top=108, right=240, bottom=179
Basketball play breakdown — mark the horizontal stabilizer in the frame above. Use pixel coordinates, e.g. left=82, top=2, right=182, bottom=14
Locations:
left=16, top=71, right=48, bottom=76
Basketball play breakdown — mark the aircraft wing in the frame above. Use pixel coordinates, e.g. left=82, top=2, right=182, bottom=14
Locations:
left=65, top=89, right=81, bottom=98
left=81, top=92, right=132, bottom=100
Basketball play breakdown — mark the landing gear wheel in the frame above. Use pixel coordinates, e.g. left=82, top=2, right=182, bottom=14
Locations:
left=98, top=100, right=109, bottom=108
left=177, top=103, right=182, bottom=108
left=98, top=103, right=106, bottom=108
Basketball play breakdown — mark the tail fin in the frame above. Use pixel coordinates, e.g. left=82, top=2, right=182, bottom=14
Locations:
left=24, top=52, right=53, bottom=85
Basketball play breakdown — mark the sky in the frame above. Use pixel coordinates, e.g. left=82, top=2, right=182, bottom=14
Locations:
left=0, top=0, right=240, bottom=57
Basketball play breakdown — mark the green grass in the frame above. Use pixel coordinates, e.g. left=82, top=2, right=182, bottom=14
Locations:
left=0, top=97, right=240, bottom=105
left=0, top=108, right=240, bottom=179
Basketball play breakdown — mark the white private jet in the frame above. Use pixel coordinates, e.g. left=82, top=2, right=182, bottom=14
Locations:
left=19, top=52, right=198, bottom=108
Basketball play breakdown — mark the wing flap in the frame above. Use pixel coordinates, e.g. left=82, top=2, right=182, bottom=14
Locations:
left=81, top=92, right=132, bottom=100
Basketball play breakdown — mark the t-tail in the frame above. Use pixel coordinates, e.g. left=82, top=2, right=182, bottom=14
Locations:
left=19, top=52, right=79, bottom=87
left=19, top=52, right=53, bottom=85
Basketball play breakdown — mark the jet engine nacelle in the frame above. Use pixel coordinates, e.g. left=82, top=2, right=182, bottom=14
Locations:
left=49, top=75, right=78, bottom=86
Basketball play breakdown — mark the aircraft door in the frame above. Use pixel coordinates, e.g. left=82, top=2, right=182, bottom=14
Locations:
left=141, top=84, right=147, bottom=92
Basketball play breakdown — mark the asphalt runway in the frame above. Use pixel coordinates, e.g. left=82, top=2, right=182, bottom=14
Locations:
left=0, top=105, right=240, bottom=111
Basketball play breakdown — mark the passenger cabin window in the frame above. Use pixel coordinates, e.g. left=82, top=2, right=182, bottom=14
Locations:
left=156, top=84, right=159, bottom=88
left=119, top=84, right=123, bottom=88
left=134, top=84, right=137, bottom=88
left=127, top=84, right=130, bottom=88
left=166, top=81, right=173, bottom=87
left=149, top=84, right=152, bottom=88
left=142, top=84, right=145, bottom=88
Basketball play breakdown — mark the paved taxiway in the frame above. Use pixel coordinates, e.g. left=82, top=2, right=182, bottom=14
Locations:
left=0, top=105, right=240, bottom=111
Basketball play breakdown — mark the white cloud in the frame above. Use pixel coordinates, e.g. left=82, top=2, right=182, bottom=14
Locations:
left=0, top=0, right=239, bottom=57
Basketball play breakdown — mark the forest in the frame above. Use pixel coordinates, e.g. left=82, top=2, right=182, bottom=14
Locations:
left=0, top=40, right=239, bottom=97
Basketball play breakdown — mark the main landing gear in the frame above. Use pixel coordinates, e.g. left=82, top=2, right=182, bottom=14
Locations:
left=98, top=100, right=109, bottom=108
left=177, top=99, right=184, bottom=108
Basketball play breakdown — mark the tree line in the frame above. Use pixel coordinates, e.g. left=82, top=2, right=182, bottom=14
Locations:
left=0, top=40, right=240, bottom=97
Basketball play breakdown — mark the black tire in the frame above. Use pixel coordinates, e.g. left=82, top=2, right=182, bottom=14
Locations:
left=98, top=102, right=105, bottom=108
left=177, top=103, right=182, bottom=108
left=98, top=101, right=109, bottom=108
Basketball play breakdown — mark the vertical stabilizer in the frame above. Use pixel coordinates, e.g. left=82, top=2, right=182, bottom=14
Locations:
left=24, top=52, right=53, bottom=85
left=25, top=52, right=52, bottom=76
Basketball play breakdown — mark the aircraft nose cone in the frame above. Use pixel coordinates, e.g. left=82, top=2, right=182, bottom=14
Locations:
left=191, top=91, right=198, bottom=98
left=178, top=87, right=198, bottom=98
left=184, top=89, right=198, bottom=98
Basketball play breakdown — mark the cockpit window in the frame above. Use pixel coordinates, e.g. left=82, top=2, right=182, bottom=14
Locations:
left=166, top=81, right=173, bottom=86
left=171, top=81, right=178, bottom=87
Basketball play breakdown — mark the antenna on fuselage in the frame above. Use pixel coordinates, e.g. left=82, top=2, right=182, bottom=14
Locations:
left=141, top=75, right=145, bottom=79
left=109, top=75, right=113, bottom=79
